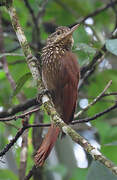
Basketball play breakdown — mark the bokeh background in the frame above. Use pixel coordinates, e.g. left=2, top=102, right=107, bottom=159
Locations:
left=0, top=0, right=117, bottom=179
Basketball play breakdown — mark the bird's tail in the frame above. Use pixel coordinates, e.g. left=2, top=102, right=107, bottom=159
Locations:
left=34, top=124, right=60, bottom=166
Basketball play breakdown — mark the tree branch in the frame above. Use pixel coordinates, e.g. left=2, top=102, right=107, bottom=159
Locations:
left=0, top=123, right=50, bottom=157
left=6, top=3, right=41, bottom=82
left=23, top=0, right=42, bottom=51
left=0, top=101, right=117, bottom=162
left=0, top=107, right=40, bottom=122
left=1, top=97, right=117, bottom=159
left=0, top=98, right=38, bottom=118
left=0, top=10, right=29, bottom=178
left=73, top=102, right=117, bottom=124
left=37, top=0, right=48, bottom=21
left=75, top=80, right=112, bottom=118
left=49, top=109, right=117, bottom=175
left=78, top=0, right=117, bottom=24
left=24, top=0, right=39, bottom=34
left=0, top=126, right=27, bottom=157
left=24, top=165, right=36, bottom=180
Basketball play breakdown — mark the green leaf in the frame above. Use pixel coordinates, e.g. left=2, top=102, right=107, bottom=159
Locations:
left=87, top=161, right=117, bottom=180
left=75, top=43, right=96, bottom=54
left=106, top=39, right=117, bottom=56
left=12, top=72, right=32, bottom=97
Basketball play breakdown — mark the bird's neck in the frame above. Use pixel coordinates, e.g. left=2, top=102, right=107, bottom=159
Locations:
left=41, top=41, right=73, bottom=63
left=42, top=44, right=65, bottom=63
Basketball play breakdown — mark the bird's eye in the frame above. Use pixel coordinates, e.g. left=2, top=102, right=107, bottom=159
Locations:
left=57, top=31, right=61, bottom=35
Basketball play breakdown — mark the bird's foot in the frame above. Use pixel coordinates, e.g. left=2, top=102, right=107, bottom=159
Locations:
left=36, top=89, right=50, bottom=103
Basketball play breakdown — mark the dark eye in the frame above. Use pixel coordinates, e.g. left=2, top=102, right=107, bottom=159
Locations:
left=57, top=31, right=61, bottom=35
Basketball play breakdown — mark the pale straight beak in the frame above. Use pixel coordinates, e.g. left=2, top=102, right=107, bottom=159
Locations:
left=65, top=24, right=80, bottom=38
left=70, top=24, right=80, bottom=33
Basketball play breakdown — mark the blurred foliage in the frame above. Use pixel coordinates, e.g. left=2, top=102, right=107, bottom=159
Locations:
left=0, top=169, right=18, bottom=180
left=87, top=161, right=117, bottom=180
left=106, top=39, right=117, bottom=56
left=0, top=0, right=117, bottom=180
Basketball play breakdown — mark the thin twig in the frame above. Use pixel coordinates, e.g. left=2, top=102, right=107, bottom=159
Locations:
left=8, top=59, right=26, bottom=65
left=78, top=0, right=117, bottom=24
left=3, top=99, right=116, bottom=127
left=80, top=48, right=106, bottom=78
left=24, top=0, right=39, bottom=33
left=0, top=126, right=27, bottom=157
left=75, top=80, right=112, bottom=118
left=23, top=0, right=41, bottom=46
left=0, top=107, right=40, bottom=122
left=24, top=165, right=36, bottom=180
left=37, top=0, right=48, bottom=20
left=73, top=102, right=117, bottom=124
left=55, top=0, right=78, bottom=18
left=0, top=123, right=50, bottom=157
left=25, top=102, right=117, bottom=126
left=27, top=123, right=50, bottom=128
left=0, top=98, right=38, bottom=118
left=0, top=12, right=16, bottom=90
left=103, top=92, right=117, bottom=97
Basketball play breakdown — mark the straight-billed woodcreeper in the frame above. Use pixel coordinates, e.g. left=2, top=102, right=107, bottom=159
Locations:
left=35, top=24, right=80, bottom=166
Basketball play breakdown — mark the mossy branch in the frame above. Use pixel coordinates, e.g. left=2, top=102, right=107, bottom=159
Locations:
left=6, top=1, right=41, bottom=85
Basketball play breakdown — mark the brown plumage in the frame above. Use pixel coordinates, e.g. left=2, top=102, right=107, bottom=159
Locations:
left=35, top=24, right=80, bottom=166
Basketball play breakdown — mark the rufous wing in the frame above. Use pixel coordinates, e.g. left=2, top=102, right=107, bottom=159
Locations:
left=54, top=51, right=80, bottom=123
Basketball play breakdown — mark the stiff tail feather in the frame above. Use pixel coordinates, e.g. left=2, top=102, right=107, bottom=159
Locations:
left=34, top=124, right=60, bottom=167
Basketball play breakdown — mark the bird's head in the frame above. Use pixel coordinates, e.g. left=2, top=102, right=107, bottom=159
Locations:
left=46, top=24, right=79, bottom=50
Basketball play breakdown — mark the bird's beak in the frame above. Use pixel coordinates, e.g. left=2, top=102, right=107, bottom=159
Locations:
left=55, top=24, right=80, bottom=43
left=70, top=24, right=80, bottom=33
left=64, top=24, right=80, bottom=38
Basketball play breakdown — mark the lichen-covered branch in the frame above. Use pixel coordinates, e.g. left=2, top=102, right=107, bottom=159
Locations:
left=0, top=9, right=29, bottom=178
left=6, top=3, right=41, bottom=84
left=42, top=95, right=117, bottom=175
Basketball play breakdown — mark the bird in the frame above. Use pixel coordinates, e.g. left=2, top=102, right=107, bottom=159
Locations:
left=34, top=24, right=80, bottom=167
